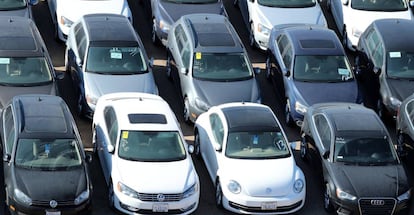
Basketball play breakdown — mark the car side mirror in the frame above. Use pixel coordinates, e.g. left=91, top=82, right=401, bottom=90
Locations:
left=322, top=150, right=330, bottom=159
left=373, top=67, right=381, bottom=75
left=3, top=154, right=10, bottom=162
left=253, top=67, right=261, bottom=75
left=28, top=0, right=38, bottom=5
left=188, top=144, right=194, bottom=154
left=213, top=142, right=222, bottom=152
left=180, top=67, right=188, bottom=75
left=149, top=57, right=154, bottom=68
left=85, top=154, right=93, bottom=163
left=107, top=144, right=115, bottom=154
left=341, top=0, right=349, bottom=5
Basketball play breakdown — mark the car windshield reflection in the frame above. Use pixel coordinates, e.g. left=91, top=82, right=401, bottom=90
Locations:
left=258, top=0, right=316, bottom=8
left=0, top=0, right=26, bottom=10
left=387, top=52, right=414, bottom=79
left=118, top=130, right=186, bottom=162
left=0, top=57, right=53, bottom=85
left=293, top=55, right=353, bottom=82
left=225, top=131, right=291, bottom=159
left=15, top=138, right=82, bottom=170
left=334, top=136, right=398, bottom=165
left=192, top=53, right=253, bottom=81
left=86, top=46, right=147, bottom=74
left=351, top=0, right=407, bottom=11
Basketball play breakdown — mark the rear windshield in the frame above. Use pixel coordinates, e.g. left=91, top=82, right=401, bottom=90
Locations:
left=351, top=0, right=407, bottom=11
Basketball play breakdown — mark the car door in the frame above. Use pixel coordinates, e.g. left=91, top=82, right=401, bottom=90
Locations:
left=67, top=23, right=87, bottom=98
left=330, top=0, right=345, bottom=34
left=1, top=105, right=17, bottom=194
left=312, top=114, right=333, bottom=179
left=203, top=113, right=225, bottom=180
left=276, top=34, right=293, bottom=100
left=238, top=0, right=249, bottom=28
left=99, top=107, right=117, bottom=184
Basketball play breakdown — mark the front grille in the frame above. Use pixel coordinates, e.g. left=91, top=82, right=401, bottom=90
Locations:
left=137, top=193, right=183, bottom=202
left=359, top=198, right=396, bottom=215
left=31, top=200, right=74, bottom=207
left=229, top=200, right=302, bottom=213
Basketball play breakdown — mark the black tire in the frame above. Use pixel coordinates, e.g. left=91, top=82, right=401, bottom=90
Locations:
left=108, top=181, right=115, bottom=210
left=300, top=135, right=308, bottom=161
left=249, top=23, right=256, bottom=48
left=323, top=183, right=334, bottom=213
left=215, top=179, right=223, bottom=209
left=342, top=25, right=348, bottom=50
left=194, top=130, right=201, bottom=159
left=376, top=99, right=385, bottom=119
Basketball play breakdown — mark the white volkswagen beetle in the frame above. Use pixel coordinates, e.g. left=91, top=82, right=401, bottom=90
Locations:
left=194, top=102, right=306, bottom=214
left=92, top=92, right=199, bottom=215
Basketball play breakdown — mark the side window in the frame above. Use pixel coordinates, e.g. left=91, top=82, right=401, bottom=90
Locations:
left=277, top=35, right=292, bottom=69
left=175, top=24, right=185, bottom=52
left=2, top=106, right=16, bottom=154
left=365, top=29, right=384, bottom=66
left=209, top=114, right=224, bottom=146
left=181, top=43, right=191, bottom=68
left=407, top=100, right=414, bottom=124
left=104, top=107, right=118, bottom=147
left=313, top=114, right=332, bottom=151
left=74, top=24, right=87, bottom=60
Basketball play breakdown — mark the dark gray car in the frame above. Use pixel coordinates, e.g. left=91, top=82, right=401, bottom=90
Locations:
left=396, top=93, right=414, bottom=156
left=0, top=0, right=38, bottom=18
left=0, top=16, right=62, bottom=110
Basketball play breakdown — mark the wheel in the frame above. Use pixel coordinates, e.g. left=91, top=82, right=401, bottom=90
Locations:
left=194, top=131, right=201, bottom=159
left=183, top=97, right=191, bottom=124
left=324, top=183, right=334, bottom=212
left=152, top=18, right=160, bottom=45
left=108, top=181, right=115, bottom=209
left=285, top=100, right=294, bottom=127
left=215, top=179, right=223, bottom=208
left=342, top=25, right=348, bottom=50
left=249, top=23, right=256, bottom=48
left=265, top=56, right=272, bottom=80
left=300, top=135, right=308, bottom=161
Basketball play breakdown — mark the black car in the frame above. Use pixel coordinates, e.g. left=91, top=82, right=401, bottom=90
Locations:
left=1, top=94, right=92, bottom=215
left=355, top=19, right=414, bottom=118
left=396, top=93, right=414, bottom=155
left=300, top=102, right=411, bottom=215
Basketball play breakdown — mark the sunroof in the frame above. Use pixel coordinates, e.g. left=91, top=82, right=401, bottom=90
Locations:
left=300, top=39, right=335, bottom=49
left=0, top=36, right=36, bottom=51
left=128, top=114, right=167, bottom=124
left=193, top=23, right=235, bottom=47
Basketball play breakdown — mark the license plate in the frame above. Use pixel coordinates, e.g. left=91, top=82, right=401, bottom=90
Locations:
left=261, top=202, right=277, bottom=210
left=46, top=211, right=61, bottom=215
left=153, top=203, right=168, bottom=212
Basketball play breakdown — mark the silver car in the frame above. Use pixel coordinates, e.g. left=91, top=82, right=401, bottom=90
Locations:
left=166, top=13, right=261, bottom=123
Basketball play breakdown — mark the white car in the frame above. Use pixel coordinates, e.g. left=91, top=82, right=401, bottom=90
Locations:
left=235, top=0, right=327, bottom=50
left=92, top=92, right=199, bottom=215
left=47, top=0, right=132, bottom=41
left=194, top=102, right=306, bottom=214
left=328, top=0, right=414, bottom=50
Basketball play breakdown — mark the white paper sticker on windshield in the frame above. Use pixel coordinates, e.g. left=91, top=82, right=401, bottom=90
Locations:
left=111, top=52, right=122, bottom=59
left=389, top=52, right=401, bottom=58
left=338, top=68, right=350, bottom=76
left=0, top=58, right=10, bottom=64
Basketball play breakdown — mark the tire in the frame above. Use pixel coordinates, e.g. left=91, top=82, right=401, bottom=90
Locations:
left=323, top=183, right=334, bottom=212
left=108, top=181, right=115, bottom=210
left=285, top=100, right=294, bottom=127
left=194, top=131, right=201, bottom=159
left=300, top=135, right=308, bottom=161
left=249, top=23, right=256, bottom=48
left=215, top=179, right=223, bottom=209
left=376, top=99, right=385, bottom=119
left=152, top=18, right=160, bottom=45
left=183, top=97, right=191, bottom=124
left=342, top=25, right=348, bottom=50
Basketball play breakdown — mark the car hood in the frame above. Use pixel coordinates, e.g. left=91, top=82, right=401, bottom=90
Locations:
left=293, top=80, right=358, bottom=106
left=115, top=158, right=197, bottom=194
left=58, top=0, right=129, bottom=21
left=193, top=78, right=259, bottom=106
left=159, top=1, right=223, bottom=22
left=14, top=167, right=87, bottom=200
left=386, top=78, right=414, bottom=101
left=84, top=72, right=157, bottom=96
left=0, top=84, right=56, bottom=110
left=257, top=4, right=325, bottom=27
left=332, top=163, right=409, bottom=197
left=221, top=157, right=297, bottom=197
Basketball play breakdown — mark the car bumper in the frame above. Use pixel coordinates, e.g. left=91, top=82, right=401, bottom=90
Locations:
left=254, top=31, right=269, bottom=50
left=7, top=198, right=91, bottom=215
left=332, top=197, right=409, bottom=215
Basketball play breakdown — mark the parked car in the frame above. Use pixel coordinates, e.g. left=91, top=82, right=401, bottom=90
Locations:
left=166, top=13, right=261, bottom=123
left=266, top=24, right=359, bottom=127
left=300, top=102, right=412, bottom=215
left=234, top=0, right=327, bottom=50
left=396, top=93, right=414, bottom=155
left=92, top=92, right=199, bottom=215
left=0, top=0, right=38, bottom=18
left=0, top=16, right=63, bottom=110
left=150, top=0, right=226, bottom=46
left=194, top=102, right=306, bottom=214
left=1, top=94, right=93, bottom=215
left=65, top=13, right=158, bottom=118
left=47, top=0, right=132, bottom=41
left=327, top=0, right=413, bottom=50
left=355, top=19, right=414, bottom=118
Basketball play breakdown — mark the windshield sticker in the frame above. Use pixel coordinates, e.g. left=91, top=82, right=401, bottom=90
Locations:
left=253, top=135, right=258, bottom=145
left=110, top=52, right=122, bottom=59
left=122, top=131, right=129, bottom=139
left=335, top=137, right=345, bottom=144
left=338, top=68, right=350, bottom=76
left=45, top=144, right=50, bottom=154
left=0, top=58, right=10, bottom=64
left=196, top=52, right=202, bottom=60
left=389, top=52, right=401, bottom=58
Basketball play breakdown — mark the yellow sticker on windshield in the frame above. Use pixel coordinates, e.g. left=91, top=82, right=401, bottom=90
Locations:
left=122, top=131, right=129, bottom=139
left=196, top=52, right=202, bottom=60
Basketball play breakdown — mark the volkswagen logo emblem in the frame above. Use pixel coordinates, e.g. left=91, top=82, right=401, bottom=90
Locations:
left=157, top=194, right=165, bottom=202
left=49, top=200, right=58, bottom=208
left=265, top=188, right=272, bottom=194
left=370, top=200, right=385, bottom=206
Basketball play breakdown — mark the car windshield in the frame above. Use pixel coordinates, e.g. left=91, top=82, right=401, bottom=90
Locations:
left=164, top=0, right=217, bottom=3
left=386, top=51, right=414, bottom=79
left=225, top=131, right=290, bottom=159
left=118, top=130, right=186, bottom=162
left=258, top=0, right=316, bottom=8
left=293, top=55, right=353, bottom=82
left=0, top=57, right=52, bottom=85
left=0, top=0, right=26, bottom=10
left=333, top=135, right=398, bottom=165
left=15, top=139, right=82, bottom=170
left=351, top=0, right=407, bottom=11
left=86, top=46, right=147, bottom=74
left=192, top=52, right=253, bottom=81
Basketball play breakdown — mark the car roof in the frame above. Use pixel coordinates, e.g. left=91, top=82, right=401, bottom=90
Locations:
left=0, top=16, right=44, bottom=57
left=99, top=93, right=180, bottom=131
left=81, top=13, right=138, bottom=43
left=181, top=13, right=244, bottom=53
left=11, top=95, right=76, bottom=139
left=277, top=25, right=344, bottom=56
left=371, top=19, right=414, bottom=51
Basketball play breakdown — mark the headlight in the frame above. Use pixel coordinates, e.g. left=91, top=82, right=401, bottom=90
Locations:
left=183, top=182, right=199, bottom=198
left=397, top=189, right=411, bottom=202
left=227, top=180, right=241, bottom=194
left=257, top=23, right=271, bottom=36
left=293, top=179, right=304, bottom=193
left=352, top=27, right=362, bottom=38
left=117, top=182, right=139, bottom=199
left=195, top=98, right=210, bottom=111
left=86, top=93, right=99, bottom=106
left=60, top=16, right=74, bottom=27
left=14, top=189, right=32, bottom=205
left=295, top=101, right=308, bottom=115
left=390, top=96, right=402, bottom=108
left=74, top=190, right=90, bottom=205
left=159, top=19, right=171, bottom=32
left=336, top=188, right=357, bottom=201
